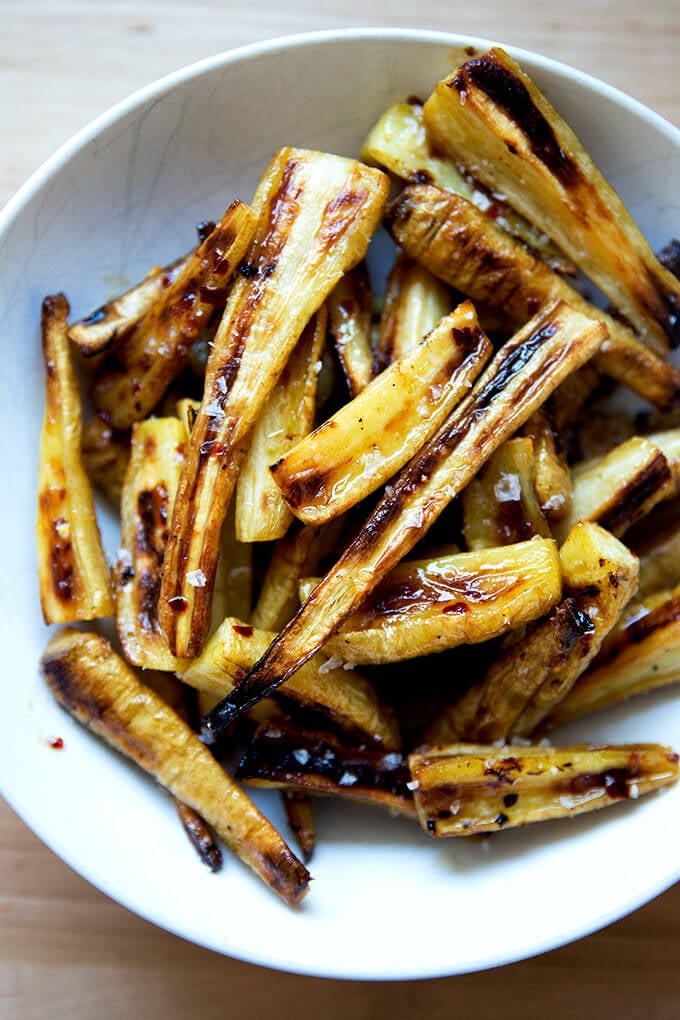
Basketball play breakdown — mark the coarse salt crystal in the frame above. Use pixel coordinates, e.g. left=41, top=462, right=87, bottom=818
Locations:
left=186, top=569, right=206, bottom=588
left=629, top=782, right=640, bottom=799
left=318, top=656, right=344, bottom=674
left=406, top=779, right=419, bottom=791
left=494, top=472, right=521, bottom=502
left=339, top=770, right=358, bottom=786
left=292, top=748, right=310, bottom=766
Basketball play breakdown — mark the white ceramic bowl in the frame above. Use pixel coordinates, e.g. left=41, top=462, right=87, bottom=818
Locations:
left=1, top=28, right=678, bottom=980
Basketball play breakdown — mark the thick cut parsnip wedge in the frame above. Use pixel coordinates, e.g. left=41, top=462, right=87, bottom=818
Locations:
left=647, top=429, right=680, bottom=493
left=41, top=629, right=310, bottom=905
left=386, top=184, right=680, bottom=409
left=235, top=307, right=327, bottom=542
left=181, top=618, right=400, bottom=750
left=298, top=538, right=560, bottom=664
left=92, top=201, right=256, bottom=429
left=409, top=742, right=678, bottom=837
left=360, top=100, right=572, bottom=273
left=281, top=791, right=316, bottom=864
left=546, top=582, right=680, bottom=728
left=376, top=254, right=452, bottom=368
left=326, top=263, right=374, bottom=395
left=272, top=302, right=491, bottom=525
left=423, top=48, right=680, bottom=352
left=237, top=720, right=415, bottom=818
left=462, top=438, right=550, bottom=550
left=69, top=251, right=195, bottom=358
left=37, top=295, right=114, bottom=624
left=557, top=437, right=673, bottom=541
left=251, top=518, right=344, bottom=631
left=116, top=417, right=187, bottom=671
left=522, top=408, right=572, bottom=521
left=160, top=149, right=389, bottom=658
left=462, top=523, right=638, bottom=741
left=202, top=301, right=604, bottom=739
left=212, top=503, right=253, bottom=628
left=81, top=415, right=130, bottom=506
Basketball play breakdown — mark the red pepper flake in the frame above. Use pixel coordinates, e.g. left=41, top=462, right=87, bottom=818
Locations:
left=232, top=624, right=253, bottom=637
left=48, top=737, right=64, bottom=750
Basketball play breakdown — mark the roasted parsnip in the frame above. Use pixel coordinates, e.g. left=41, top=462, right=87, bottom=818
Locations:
left=299, top=538, right=561, bottom=665
left=386, top=184, right=680, bottom=409
left=68, top=251, right=194, bottom=357
left=81, top=415, right=130, bottom=506
left=326, top=263, right=375, bottom=395
left=409, top=742, right=678, bottom=836
left=480, top=523, right=638, bottom=740
left=237, top=720, right=415, bottom=818
left=272, top=302, right=492, bottom=525
left=235, top=307, right=327, bottom=542
left=461, top=437, right=550, bottom=550
left=546, top=581, right=680, bottom=727
left=281, top=791, right=316, bottom=863
left=635, top=510, right=680, bottom=597
left=92, top=200, right=256, bottom=428
left=522, top=408, right=572, bottom=521
left=202, top=301, right=605, bottom=739
left=360, top=100, right=572, bottom=273
left=557, top=437, right=673, bottom=541
left=160, top=149, right=389, bottom=658
left=41, top=629, right=310, bottom=905
left=423, top=48, right=680, bottom=351
left=376, top=254, right=452, bottom=368
left=181, top=618, right=401, bottom=750
left=37, top=294, right=114, bottom=623
left=116, top=417, right=187, bottom=671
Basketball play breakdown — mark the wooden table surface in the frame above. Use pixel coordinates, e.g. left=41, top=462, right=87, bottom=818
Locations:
left=1, top=2, right=678, bottom=1016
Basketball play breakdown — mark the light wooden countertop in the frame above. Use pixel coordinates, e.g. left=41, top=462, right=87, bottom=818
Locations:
left=1, top=2, right=678, bottom=1016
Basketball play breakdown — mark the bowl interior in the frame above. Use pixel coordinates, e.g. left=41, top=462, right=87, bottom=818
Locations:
left=0, top=29, right=678, bottom=980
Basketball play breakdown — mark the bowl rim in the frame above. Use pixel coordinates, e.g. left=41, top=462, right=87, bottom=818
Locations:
left=1, top=26, right=678, bottom=980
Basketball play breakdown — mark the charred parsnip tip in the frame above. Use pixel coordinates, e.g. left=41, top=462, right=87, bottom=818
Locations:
left=175, top=801, right=223, bottom=872
left=159, top=148, right=389, bottom=659
left=423, top=47, right=680, bottom=352
left=409, top=742, right=679, bottom=837
left=81, top=415, right=131, bottom=506
left=326, top=262, right=375, bottom=395
left=359, top=100, right=573, bottom=273
left=37, top=294, right=114, bottom=624
left=41, top=629, right=310, bottom=906
left=235, top=307, right=327, bottom=542
left=376, top=254, right=452, bottom=368
left=181, top=618, right=401, bottom=751
left=385, top=183, right=680, bottom=410
left=298, top=537, right=561, bottom=664
left=201, top=300, right=605, bottom=740
left=281, top=791, right=316, bottom=864
left=557, top=436, right=673, bottom=542
left=237, top=720, right=415, bottom=818
left=116, top=416, right=187, bottom=671
left=91, top=200, right=257, bottom=430
left=272, top=301, right=492, bottom=525
left=522, top=408, right=572, bottom=521
left=461, top=437, right=550, bottom=550
left=461, top=522, right=638, bottom=742
left=546, top=581, right=680, bottom=728
left=68, top=250, right=194, bottom=357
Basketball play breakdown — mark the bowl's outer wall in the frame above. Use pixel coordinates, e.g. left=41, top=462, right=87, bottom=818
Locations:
left=0, top=31, right=678, bottom=979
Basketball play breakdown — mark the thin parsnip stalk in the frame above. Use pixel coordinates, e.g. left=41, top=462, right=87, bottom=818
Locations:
left=235, top=307, right=327, bottom=541
left=326, top=263, right=374, bottom=395
left=376, top=254, right=452, bottom=368
left=37, top=295, right=114, bottom=623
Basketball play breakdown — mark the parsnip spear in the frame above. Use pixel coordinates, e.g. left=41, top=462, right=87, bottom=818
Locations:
left=41, top=629, right=310, bottom=906
left=159, top=148, right=388, bottom=658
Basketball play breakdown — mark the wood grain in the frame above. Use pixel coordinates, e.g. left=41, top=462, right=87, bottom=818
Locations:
left=1, top=1, right=679, bottom=1016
